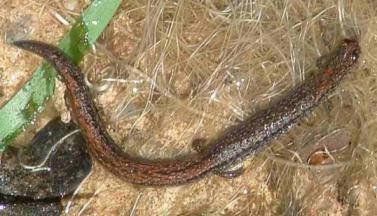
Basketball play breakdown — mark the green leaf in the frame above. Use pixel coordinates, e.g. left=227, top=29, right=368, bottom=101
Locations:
left=0, top=0, right=121, bottom=150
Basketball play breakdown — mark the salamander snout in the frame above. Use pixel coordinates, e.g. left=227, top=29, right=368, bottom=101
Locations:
left=341, top=38, right=360, bottom=65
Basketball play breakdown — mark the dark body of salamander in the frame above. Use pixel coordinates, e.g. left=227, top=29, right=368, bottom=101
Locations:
left=12, top=39, right=360, bottom=186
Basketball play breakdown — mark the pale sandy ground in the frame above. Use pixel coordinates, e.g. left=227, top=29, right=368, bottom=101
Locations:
left=1, top=0, right=377, bottom=215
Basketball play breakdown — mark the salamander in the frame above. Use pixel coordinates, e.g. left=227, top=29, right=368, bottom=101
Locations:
left=12, top=38, right=360, bottom=185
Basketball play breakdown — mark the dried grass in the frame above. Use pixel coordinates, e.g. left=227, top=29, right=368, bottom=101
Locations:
left=2, top=0, right=377, bottom=215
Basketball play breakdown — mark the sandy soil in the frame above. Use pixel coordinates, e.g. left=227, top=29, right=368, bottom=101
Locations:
left=1, top=0, right=377, bottom=215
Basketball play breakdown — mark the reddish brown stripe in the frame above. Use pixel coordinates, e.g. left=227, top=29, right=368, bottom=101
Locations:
left=12, top=39, right=360, bottom=185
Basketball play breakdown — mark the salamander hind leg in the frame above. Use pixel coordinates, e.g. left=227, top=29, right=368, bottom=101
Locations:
left=213, top=162, right=244, bottom=179
left=191, top=138, right=209, bottom=154
left=192, top=138, right=244, bottom=179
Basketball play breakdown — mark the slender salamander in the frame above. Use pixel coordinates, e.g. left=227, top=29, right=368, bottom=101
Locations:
left=12, top=38, right=360, bottom=185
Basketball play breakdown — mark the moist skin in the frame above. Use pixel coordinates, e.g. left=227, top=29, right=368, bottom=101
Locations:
left=12, top=39, right=360, bottom=186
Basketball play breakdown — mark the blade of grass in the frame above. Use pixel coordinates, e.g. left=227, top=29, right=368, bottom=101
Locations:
left=0, top=0, right=121, bottom=150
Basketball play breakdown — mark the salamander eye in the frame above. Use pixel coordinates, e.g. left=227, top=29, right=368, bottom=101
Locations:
left=351, top=50, right=359, bottom=62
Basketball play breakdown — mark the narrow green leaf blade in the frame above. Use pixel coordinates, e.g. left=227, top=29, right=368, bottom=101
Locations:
left=0, top=0, right=121, bottom=150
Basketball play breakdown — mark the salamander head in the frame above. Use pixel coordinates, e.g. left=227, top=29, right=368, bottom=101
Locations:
left=339, top=38, right=360, bottom=67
